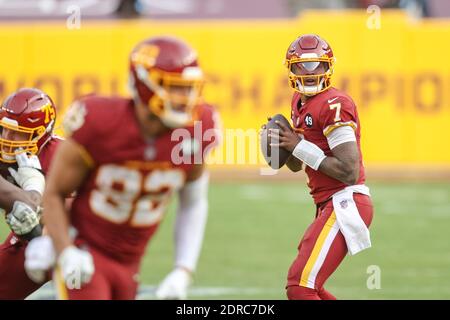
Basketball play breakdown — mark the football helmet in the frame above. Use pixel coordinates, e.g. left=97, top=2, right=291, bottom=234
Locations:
left=285, top=34, right=335, bottom=96
left=129, top=36, right=204, bottom=128
left=0, top=88, right=56, bottom=163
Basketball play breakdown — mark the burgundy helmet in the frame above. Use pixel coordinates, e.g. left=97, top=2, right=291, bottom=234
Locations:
left=0, top=88, right=56, bottom=163
left=129, top=36, right=204, bottom=128
left=285, top=34, right=335, bottom=96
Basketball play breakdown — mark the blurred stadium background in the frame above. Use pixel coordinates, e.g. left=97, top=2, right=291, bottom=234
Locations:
left=0, top=0, right=449, bottom=299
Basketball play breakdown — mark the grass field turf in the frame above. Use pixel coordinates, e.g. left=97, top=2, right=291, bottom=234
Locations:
left=1, top=181, right=450, bottom=299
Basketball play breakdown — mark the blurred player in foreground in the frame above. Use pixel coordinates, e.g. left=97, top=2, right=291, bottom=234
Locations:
left=0, top=88, right=61, bottom=299
left=25, top=36, right=220, bottom=300
left=268, top=34, right=374, bottom=299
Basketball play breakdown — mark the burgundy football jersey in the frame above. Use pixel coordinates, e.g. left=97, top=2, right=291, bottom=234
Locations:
left=38, top=136, right=63, bottom=174
left=65, top=95, right=219, bottom=264
left=291, top=87, right=365, bottom=204
left=0, top=135, right=62, bottom=246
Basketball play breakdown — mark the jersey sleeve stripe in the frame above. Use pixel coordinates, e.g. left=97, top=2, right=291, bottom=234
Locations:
left=323, top=121, right=357, bottom=137
left=72, top=139, right=95, bottom=168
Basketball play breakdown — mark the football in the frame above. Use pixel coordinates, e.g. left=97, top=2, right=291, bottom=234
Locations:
left=260, top=114, right=293, bottom=169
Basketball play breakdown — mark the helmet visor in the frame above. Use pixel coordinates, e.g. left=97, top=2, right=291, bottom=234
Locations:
left=290, top=60, right=329, bottom=75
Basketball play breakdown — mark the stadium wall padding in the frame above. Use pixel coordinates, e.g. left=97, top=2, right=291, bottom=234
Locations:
left=0, top=10, right=449, bottom=167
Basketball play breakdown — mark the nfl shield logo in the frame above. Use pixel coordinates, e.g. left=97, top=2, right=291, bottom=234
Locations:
left=340, top=200, right=348, bottom=209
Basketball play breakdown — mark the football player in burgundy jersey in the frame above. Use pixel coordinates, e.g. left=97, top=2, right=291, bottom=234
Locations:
left=0, top=88, right=62, bottom=299
left=267, top=34, right=374, bottom=299
left=25, top=36, right=221, bottom=300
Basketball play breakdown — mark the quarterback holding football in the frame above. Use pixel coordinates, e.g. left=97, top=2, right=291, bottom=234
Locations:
left=263, top=34, right=374, bottom=300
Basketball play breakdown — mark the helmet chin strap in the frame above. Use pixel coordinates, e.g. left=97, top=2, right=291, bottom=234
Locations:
left=160, top=109, right=191, bottom=128
left=296, top=77, right=325, bottom=96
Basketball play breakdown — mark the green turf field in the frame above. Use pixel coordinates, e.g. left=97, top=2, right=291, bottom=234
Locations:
left=1, top=181, right=450, bottom=299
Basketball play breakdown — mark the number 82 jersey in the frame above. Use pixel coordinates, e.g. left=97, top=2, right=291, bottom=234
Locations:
left=64, top=95, right=219, bottom=264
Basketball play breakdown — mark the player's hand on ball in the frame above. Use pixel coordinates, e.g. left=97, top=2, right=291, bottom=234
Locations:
left=8, top=152, right=45, bottom=195
left=155, top=268, right=192, bottom=300
left=24, top=235, right=56, bottom=283
left=6, top=201, right=41, bottom=235
left=259, top=117, right=272, bottom=135
left=269, top=120, right=302, bottom=152
left=58, top=245, right=95, bottom=287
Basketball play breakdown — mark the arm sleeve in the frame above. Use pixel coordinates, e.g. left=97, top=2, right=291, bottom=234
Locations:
left=173, top=172, right=209, bottom=272
left=326, top=125, right=357, bottom=150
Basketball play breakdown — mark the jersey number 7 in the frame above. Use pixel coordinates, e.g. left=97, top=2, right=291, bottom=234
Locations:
left=329, top=103, right=341, bottom=122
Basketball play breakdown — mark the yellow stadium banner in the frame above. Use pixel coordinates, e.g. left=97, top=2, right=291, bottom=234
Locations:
left=0, top=10, right=449, bottom=169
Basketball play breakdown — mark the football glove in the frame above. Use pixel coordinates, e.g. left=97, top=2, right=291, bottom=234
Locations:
left=5, top=201, right=41, bottom=235
left=58, top=245, right=95, bottom=289
left=24, top=235, right=56, bottom=283
left=8, top=152, right=45, bottom=195
left=155, top=268, right=192, bottom=300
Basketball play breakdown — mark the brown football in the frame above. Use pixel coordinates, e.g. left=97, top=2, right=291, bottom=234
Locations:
left=260, top=114, right=293, bottom=169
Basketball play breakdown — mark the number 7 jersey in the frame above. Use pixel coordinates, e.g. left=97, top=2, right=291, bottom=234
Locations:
left=63, top=95, right=220, bottom=264
left=291, top=87, right=366, bottom=205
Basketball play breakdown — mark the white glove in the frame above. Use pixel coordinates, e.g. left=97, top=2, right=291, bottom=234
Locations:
left=15, top=151, right=42, bottom=170
left=5, top=201, right=41, bottom=235
left=155, top=268, right=192, bottom=300
left=8, top=152, right=45, bottom=195
left=58, top=245, right=95, bottom=289
left=24, top=235, right=56, bottom=283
